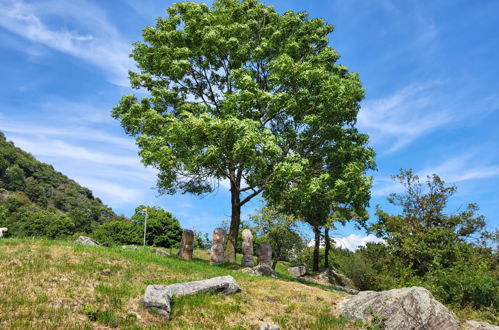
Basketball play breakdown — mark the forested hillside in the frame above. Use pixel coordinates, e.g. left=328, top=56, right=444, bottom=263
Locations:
left=0, top=132, right=121, bottom=238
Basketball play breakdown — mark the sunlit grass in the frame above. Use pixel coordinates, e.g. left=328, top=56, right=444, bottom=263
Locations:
left=0, top=238, right=357, bottom=329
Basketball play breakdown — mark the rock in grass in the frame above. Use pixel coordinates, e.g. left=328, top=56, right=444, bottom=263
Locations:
left=339, top=286, right=460, bottom=330
left=75, top=236, right=99, bottom=246
left=241, top=265, right=277, bottom=278
left=319, top=268, right=356, bottom=290
left=463, top=320, right=499, bottom=330
left=142, top=276, right=241, bottom=319
left=152, top=248, right=171, bottom=256
left=288, top=266, right=307, bottom=277
left=258, top=321, right=280, bottom=329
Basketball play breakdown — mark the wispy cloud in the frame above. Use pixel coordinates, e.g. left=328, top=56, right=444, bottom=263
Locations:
left=9, top=136, right=140, bottom=167
left=372, top=151, right=499, bottom=197
left=72, top=176, right=144, bottom=206
left=358, top=81, right=456, bottom=153
left=0, top=0, right=134, bottom=86
left=0, top=121, right=136, bottom=151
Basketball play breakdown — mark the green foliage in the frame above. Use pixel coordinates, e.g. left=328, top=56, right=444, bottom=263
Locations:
left=112, top=0, right=373, bottom=262
left=91, top=205, right=183, bottom=248
left=0, top=132, right=120, bottom=238
left=193, top=230, right=212, bottom=250
left=91, top=221, right=141, bottom=245
left=337, top=169, right=499, bottom=311
left=131, top=205, right=183, bottom=248
left=250, top=205, right=306, bottom=269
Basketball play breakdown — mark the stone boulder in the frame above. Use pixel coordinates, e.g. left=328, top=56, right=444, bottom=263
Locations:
left=319, top=268, right=357, bottom=290
left=288, top=266, right=307, bottom=277
left=241, top=265, right=277, bottom=279
left=152, top=248, right=171, bottom=256
left=339, top=286, right=460, bottom=330
left=142, top=276, right=241, bottom=319
left=463, top=320, right=499, bottom=330
left=258, top=322, right=280, bottom=330
left=75, top=236, right=100, bottom=246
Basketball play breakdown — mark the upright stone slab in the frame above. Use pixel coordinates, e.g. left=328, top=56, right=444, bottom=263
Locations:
left=179, top=229, right=194, bottom=260
left=210, top=228, right=225, bottom=265
left=0, top=227, right=7, bottom=238
left=241, top=229, right=254, bottom=267
left=257, top=242, right=272, bottom=266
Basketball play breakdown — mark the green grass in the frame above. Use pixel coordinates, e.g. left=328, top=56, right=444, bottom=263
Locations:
left=0, top=238, right=357, bottom=329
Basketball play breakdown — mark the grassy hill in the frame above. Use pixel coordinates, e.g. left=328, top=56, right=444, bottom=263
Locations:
left=0, top=238, right=363, bottom=329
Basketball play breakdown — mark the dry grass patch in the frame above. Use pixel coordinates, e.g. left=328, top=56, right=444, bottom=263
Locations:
left=0, top=239, right=361, bottom=329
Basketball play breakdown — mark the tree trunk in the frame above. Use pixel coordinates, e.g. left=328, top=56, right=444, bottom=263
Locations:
left=225, top=181, right=241, bottom=263
left=324, top=227, right=330, bottom=269
left=313, top=226, right=321, bottom=272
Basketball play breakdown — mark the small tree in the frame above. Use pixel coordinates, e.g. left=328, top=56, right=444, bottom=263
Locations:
left=371, top=169, right=486, bottom=275
left=250, top=205, right=305, bottom=269
left=113, top=0, right=368, bottom=263
left=131, top=205, right=183, bottom=248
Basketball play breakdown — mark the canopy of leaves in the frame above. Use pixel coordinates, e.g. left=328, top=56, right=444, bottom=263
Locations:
left=112, top=0, right=370, bottom=204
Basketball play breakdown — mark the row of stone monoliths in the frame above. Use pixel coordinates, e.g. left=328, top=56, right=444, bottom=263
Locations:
left=178, top=228, right=272, bottom=266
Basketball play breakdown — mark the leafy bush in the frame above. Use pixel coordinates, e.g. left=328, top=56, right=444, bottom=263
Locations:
left=91, top=206, right=183, bottom=248
left=91, top=221, right=141, bottom=245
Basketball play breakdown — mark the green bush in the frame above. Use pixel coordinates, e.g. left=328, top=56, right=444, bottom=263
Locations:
left=91, top=221, right=141, bottom=246
left=91, top=205, right=183, bottom=248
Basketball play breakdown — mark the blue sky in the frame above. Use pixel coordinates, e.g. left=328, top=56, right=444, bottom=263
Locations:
left=0, top=0, right=498, bottom=249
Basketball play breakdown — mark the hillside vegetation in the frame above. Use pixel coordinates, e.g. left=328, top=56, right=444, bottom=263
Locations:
left=0, top=238, right=364, bottom=329
left=0, top=132, right=121, bottom=237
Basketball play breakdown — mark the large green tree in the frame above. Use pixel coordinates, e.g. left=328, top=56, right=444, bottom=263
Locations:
left=113, top=0, right=369, bottom=262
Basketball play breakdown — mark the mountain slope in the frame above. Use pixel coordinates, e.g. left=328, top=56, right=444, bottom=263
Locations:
left=0, top=131, right=121, bottom=237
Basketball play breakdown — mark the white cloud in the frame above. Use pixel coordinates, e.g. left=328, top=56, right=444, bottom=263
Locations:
left=0, top=121, right=136, bottom=151
left=372, top=151, right=499, bottom=197
left=72, top=176, right=144, bottom=206
left=0, top=0, right=134, bottom=86
left=10, top=136, right=141, bottom=167
left=358, top=82, right=455, bottom=153
left=307, top=234, right=385, bottom=252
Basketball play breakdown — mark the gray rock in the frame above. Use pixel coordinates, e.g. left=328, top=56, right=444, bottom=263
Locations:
left=152, top=248, right=171, bottom=256
left=142, top=276, right=241, bottom=319
left=339, top=286, right=460, bottom=330
left=463, top=320, right=499, bottom=330
left=256, top=242, right=272, bottom=266
left=75, top=236, right=99, bottom=246
left=241, top=265, right=277, bottom=278
left=241, top=229, right=254, bottom=267
left=179, top=229, right=194, bottom=260
left=210, top=228, right=226, bottom=265
left=258, top=322, right=280, bottom=330
left=288, top=266, right=307, bottom=277
left=0, top=227, right=7, bottom=238
left=121, top=245, right=138, bottom=250
left=319, top=268, right=357, bottom=291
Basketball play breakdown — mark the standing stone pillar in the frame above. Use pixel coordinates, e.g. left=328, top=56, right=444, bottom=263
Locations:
left=210, top=228, right=225, bottom=265
left=257, top=242, right=272, bottom=266
left=241, top=229, right=254, bottom=267
left=179, top=229, right=194, bottom=260
left=0, top=228, right=7, bottom=238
